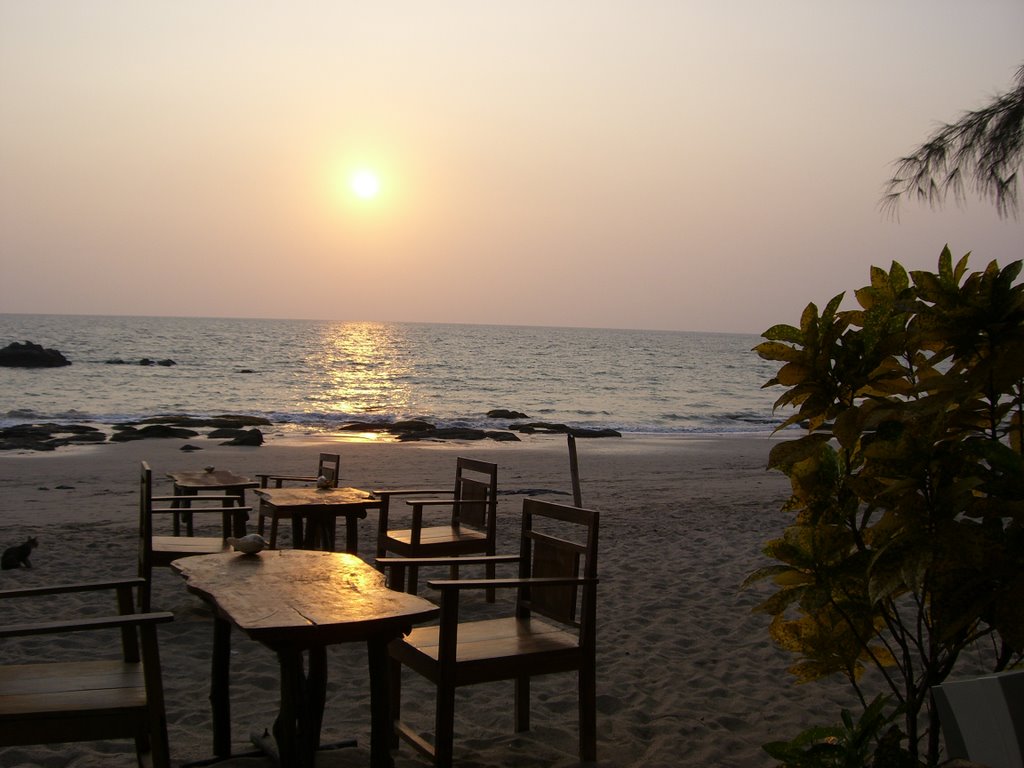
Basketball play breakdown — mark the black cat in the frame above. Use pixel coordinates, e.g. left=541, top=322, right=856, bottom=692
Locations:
left=1, top=536, right=38, bottom=570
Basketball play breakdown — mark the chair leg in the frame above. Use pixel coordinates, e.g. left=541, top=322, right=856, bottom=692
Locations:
left=139, top=573, right=152, bottom=613
left=579, top=667, right=597, bottom=762
left=386, top=561, right=406, bottom=593
left=145, top=721, right=172, bottom=768
left=514, top=676, right=530, bottom=733
left=268, top=515, right=279, bottom=549
left=133, top=728, right=151, bottom=766
left=389, top=657, right=402, bottom=750
left=406, top=565, right=419, bottom=596
left=434, top=682, right=456, bottom=767
left=257, top=512, right=266, bottom=536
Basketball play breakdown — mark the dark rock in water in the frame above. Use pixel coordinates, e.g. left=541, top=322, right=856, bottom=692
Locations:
left=0, top=341, right=71, bottom=367
left=181, top=444, right=203, bottom=452
left=65, top=431, right=106, bottom=444
left=569, top=427, right=621, bottom=438
left=485, top=430, right=521, bottom=441
left=138, top=424, right=199, bottom=439
left=510, top=421, right=571, bottom=434
left=508, top=422, right=620, bottom=438
left=108, top=357, right=175, bottom=366
left=110, top=427, right=143, bottom=442
left=138, top=414, right=272, bottom=428
left=238, top=369, right=255, bottom=374
left=221, top=428, right=264, bottom=446
left=399, top=428, right=520, bottom=442
left=487, top=409, right=529, bottom=420
left=207, top=428, right=247, bottom=439
left=110, top=424, right=199, bottom=442
left=0, top=422, right=104, bottom=451
left=339, top=421, right=391, bottom=432
left=389, top=420, right=435, bottom=433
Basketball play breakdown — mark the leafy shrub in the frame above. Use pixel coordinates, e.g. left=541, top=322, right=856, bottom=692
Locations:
left=746, top=247, right=1024, bottom=766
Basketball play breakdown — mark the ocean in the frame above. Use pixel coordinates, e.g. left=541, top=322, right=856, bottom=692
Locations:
left=0, top=314, right=783, bottom=437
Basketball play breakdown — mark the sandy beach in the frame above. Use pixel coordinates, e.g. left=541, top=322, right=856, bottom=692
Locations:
left=0, top=433, right=862, bottom=767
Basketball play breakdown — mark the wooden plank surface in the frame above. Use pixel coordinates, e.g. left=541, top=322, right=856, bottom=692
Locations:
left=254, top=486, right=376, bottom=508
left=0, top=660, right=146, bottom=716
left=172, top=550, right=438, bottom=647
left=167, top=469, right=258, bottom=490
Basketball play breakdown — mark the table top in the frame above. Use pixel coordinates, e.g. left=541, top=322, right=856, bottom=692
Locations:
left=254, top=486, right=379, bottom=509
left=172, top=550, right=438, bottom=648
left=168, top=469, right=259, bottom=490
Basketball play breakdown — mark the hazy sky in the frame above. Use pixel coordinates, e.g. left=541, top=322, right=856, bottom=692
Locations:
left=2, top=2, right=1021, bottom=334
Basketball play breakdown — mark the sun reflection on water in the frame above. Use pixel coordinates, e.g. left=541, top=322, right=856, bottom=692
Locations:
left=303, top=322, right=412, bottom=422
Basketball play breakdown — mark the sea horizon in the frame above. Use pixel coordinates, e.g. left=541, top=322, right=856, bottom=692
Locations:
left=1, top=313, right=783, bottom=438
left=0, top=310, right=764, bottom=337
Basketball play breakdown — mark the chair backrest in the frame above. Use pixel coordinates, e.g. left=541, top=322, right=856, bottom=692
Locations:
left=317, top=453, right=341, bottom=486
left=451, top=457, right=498, bottom=532
left=516, top=498, right=599, bottom=643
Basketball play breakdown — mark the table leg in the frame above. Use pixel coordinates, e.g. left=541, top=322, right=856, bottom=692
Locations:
left=211, top=617, right=232, bottom=757
left=271, top=648, right=328, bottom=768
left=308, top=647, right=328, bottom=747
left=344, top=515, right=359, bottom=554
left=170, top=485, right=186, bottom=536
left=367, top=637, right=396, bottom=768
left=273, top=649, right=305, bottom=766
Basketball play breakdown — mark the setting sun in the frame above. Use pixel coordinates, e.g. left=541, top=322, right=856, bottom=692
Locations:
left=350, top=169, right=381, bottom=199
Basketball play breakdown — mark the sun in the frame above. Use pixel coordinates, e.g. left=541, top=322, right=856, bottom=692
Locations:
left=350, top=169, right=381, bottom=200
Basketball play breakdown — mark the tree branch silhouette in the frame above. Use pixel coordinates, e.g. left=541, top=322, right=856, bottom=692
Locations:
left=881, top=64, right=1023, bottom=220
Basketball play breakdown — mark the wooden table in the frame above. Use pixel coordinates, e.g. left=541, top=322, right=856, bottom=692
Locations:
left=254, top=486, right=380, bottom=553
left=167, top=469, right=259, bottom=536
left=173, top=550, right=439, bottom=768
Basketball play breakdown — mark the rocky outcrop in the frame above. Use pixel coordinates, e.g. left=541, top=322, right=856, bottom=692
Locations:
left=110, top=424, right=201, bottom=442
left=338, top=420, right=436, bottom=436
left=0, top=423, right=104, bottom=451
left=137, top=415, right=272, bottom=428
left=398, top=428, right=520, bottom=442
left=106, top=358, right=177, bottom=366
left=0, top=341, right=71, bottom=367
left=510, top=422, right=621, bottom=437
left=487, top=409, right=529, bottom=419
left=220, top=428, right=264, bottom=446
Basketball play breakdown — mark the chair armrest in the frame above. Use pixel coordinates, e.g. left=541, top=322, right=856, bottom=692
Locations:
left=372, top=488, right=451, bottom=499
left=403, top=498, right=473, bottom=508
left=0, top=611, right=174, bottom=639
left=427, top=576, right=598, bottom=591
left=151, top=499, right=247, bottom=505
left=376, top=554, right=520, bottom=569
left=255, top=474, right=316, bottom=482
left=151, top=505, right=252, bottom=515
left=0, top=577, right=147, bottom=600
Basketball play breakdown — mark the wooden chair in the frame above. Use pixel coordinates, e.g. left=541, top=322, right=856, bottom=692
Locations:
left=933, top=670, right=1024, bottom=767
left=0, top=578, right=174, bottom=767
left=379, top=498, right=600, bottom=766
left=138, top=461, right=250, bottom=611
left=374, top=456, right=499, bottom=598
left=255, top=452, right=341, bottom=540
